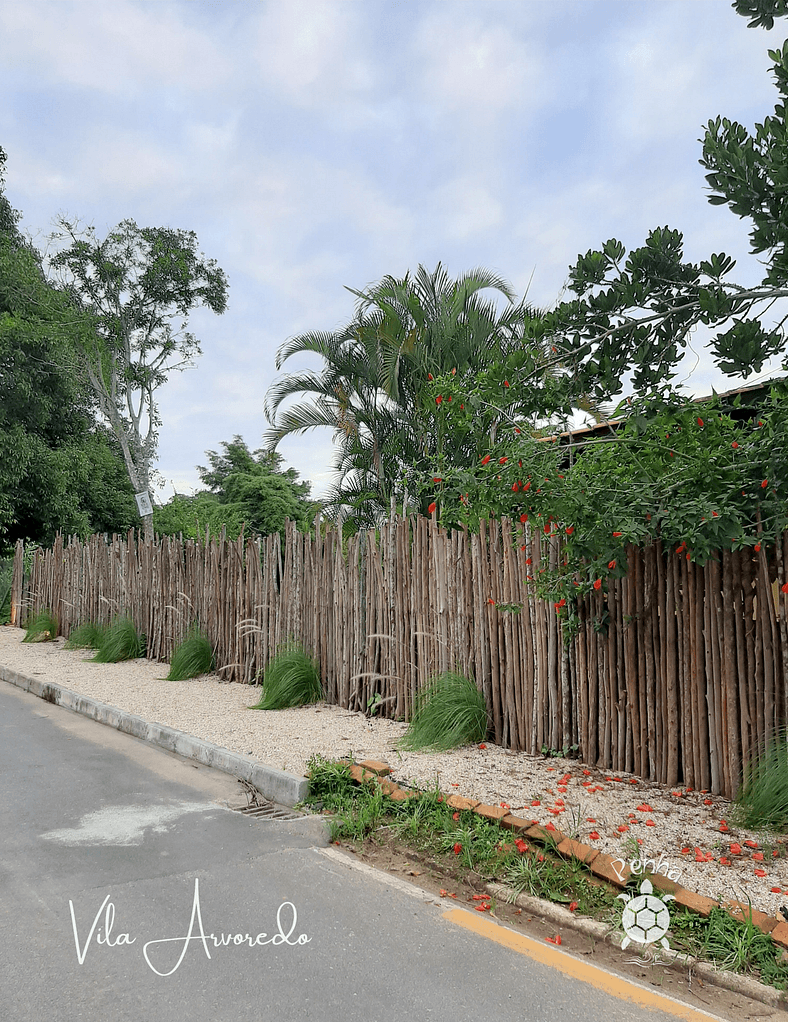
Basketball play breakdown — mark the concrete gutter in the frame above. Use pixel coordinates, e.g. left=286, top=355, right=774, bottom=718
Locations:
left=0, top=665, right=309, bottom=807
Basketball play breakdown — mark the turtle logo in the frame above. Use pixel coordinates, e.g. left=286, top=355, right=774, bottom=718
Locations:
left=617, top=877, right=674, bottom=949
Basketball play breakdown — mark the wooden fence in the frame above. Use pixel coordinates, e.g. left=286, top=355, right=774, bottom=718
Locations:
left=10, top=518, right=788, bottom=798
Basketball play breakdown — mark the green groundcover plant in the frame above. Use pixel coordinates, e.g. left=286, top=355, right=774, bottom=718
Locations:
left=249, top=642, right=322, bottom=710
left=64, top=621, right=105, bottom=650
left=399, top=671, right=488, bottom=752
left=22, top=608, right=57, bottom=643
left=166, top=627, right=213, bottom=680
left=92, top=615, right=146, bottom=663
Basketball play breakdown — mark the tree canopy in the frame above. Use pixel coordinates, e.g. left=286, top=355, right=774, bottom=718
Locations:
left=532, top=8, right=788, bottom=413
left=154, top=436, right=313, bottom=540
left=263, top=263, right=547, bottom=529
left=0, top=148, right=137, bottom=552
left=49, top=217, right=229, bottom=539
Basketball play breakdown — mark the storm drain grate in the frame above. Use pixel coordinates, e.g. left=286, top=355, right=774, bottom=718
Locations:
left=230, top=801, right=303, bottom=821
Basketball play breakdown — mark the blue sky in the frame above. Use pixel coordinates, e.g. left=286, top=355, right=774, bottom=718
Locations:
left=1, top=0, right=786, bottom=501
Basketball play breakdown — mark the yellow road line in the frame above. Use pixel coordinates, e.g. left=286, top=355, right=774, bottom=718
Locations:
left=443, top=908, right=727, bottom=1022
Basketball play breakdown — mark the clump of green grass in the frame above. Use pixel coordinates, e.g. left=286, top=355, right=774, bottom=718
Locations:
left=166, top=627, right=213, bottom=680
left=22, top=609, right=58, bottom=643
left=734, top=729, right=788, bottom=832
left=399, top=671, right=488, bottom=752
left=680, top=906, right=788, bottom=987
left=64, top=621, right=105, bottom=650
left=92, top=616, right=146, bottom=663
left=249, top=642, right=322, bottom=710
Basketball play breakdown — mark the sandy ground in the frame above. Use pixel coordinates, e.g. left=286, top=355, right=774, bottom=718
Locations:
left=2, top=623, right=787, bottom=920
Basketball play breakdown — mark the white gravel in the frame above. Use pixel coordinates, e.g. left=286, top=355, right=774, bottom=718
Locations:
left=3, top=624, right=787, bottom=921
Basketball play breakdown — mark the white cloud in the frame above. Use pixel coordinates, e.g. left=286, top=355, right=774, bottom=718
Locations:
left=0, top=0, right=231, bottom=93
left=433, top=175, right=504, bottom=240
left=251, top=0, right=375, bottom=110
left=412, top=9, right=544, bottom=127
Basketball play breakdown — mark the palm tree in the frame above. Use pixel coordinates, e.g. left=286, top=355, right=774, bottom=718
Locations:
left=263, top=263, right=539, bottom=528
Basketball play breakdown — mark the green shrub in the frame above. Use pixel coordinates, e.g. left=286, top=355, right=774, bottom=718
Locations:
left=166, top=627, right=214, bottom=680
left=0, top=557, right=13, bottom=625
left=734, top=729, right=788, bottom=832
left=64, top=621, right=105, bottom=650
left=399, top=671, right=488, bottom=752
left=249, top=642, right=322, bottom=710
left=92, top=616, right=146, bottom=663
left=22, top=609, right=58, bottom=643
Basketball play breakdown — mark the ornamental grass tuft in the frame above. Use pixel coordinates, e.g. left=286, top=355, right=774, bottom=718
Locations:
left=166, top=627, right=214, bottom=680
left=249, top=642, right=322, bottom=710
left=734, top=729, right=788, bottom=832
left=64, top=621, right=105, bottom=650
left=92, top=615, right=146, bottom=663
left=22, top=608, right=58, bottom=643
left=399, top=671, right=488, bottom=752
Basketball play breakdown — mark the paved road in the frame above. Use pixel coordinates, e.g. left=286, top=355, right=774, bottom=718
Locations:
left=0, top=682, right=745, bottom=1022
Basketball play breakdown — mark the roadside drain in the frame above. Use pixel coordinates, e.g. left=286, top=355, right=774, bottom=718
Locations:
left=229, top=800, right=304, bottom=821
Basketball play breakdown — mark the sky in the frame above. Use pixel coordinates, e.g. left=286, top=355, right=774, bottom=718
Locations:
left=1, top=0, right=787, bottom=502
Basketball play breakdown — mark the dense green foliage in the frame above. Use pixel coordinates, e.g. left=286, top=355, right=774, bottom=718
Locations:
left=154, top=437, right=313, bottom=539
left=249, top=642, right=322, bottom=710
left=0, top=148, right=138, bottom=552
left=399, top=671, right=488, bottom=752
left=410, top=6, right=788, bottom=599
left=416, top=379, right=788, bottom=600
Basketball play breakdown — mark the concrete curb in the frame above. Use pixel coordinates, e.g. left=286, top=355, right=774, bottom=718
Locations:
left=0, top=666, right=309, bottom=807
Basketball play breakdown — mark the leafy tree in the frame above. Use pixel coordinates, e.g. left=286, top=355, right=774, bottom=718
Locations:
left=0, top=148, right=137, bottom=551
left=153, top=492, right=245, bottom=541
left=734, top=0, right=788, bottom=30
left=264, top=263, right=544, bottom=528
left=154, top=437, right=313, bottom=540
left=48, top=217, right=229, bottom=540
left=532, top=3, right=788, bottom=410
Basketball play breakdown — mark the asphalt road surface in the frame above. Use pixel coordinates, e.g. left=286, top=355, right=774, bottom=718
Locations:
left=0, top=682, right=752, bottom=1022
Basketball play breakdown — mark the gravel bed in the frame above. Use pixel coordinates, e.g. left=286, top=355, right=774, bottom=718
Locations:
left=2, top=624, right=787, bottom=921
